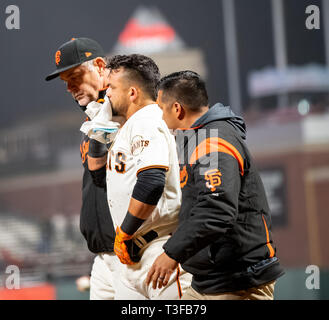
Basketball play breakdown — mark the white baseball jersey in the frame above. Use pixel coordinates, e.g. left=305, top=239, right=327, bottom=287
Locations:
left=106, top=104, right=181, bottom=237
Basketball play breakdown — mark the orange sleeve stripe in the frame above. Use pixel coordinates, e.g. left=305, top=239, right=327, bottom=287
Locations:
left=189, top=137, right=244, bottom=175
left=136, top=165, right=169, bottom=176
left=262, top=215, right=275, bottom=258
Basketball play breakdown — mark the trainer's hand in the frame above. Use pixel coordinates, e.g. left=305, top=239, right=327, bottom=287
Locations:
left=114, top=227, right=135, bottom=265
left=146, top=252, right=178, bottom=289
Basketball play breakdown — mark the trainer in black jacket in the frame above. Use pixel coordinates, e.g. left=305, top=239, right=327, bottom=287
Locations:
left=147, top=71, right=284, bottom=299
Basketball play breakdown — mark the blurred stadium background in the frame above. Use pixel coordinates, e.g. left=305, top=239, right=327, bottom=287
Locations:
left=0, top=0, right=328, bottom=299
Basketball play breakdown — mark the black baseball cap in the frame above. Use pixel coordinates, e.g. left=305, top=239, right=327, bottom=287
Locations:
left=45, top=37, right=105, bottom=81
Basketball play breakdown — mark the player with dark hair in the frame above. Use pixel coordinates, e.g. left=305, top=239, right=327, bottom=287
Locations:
left=106, top=54, right=160, bottom=102
left=87, top=54, right=192, bottom=299
left=147, top=70, right=284, bottom=300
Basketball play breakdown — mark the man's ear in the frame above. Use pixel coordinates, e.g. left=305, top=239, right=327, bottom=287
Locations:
left=174, top=102, right=185, bottom=120
left=94, top=57, right=106, bottom=74
left=129, top=87, right=138, bottom=103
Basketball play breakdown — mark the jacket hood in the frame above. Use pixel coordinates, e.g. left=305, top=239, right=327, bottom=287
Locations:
left=192, top=103, right=247, bottom=139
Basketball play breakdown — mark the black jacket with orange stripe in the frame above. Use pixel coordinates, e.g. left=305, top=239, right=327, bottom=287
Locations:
left=79, top=90, right=116, bottom=254
left=163, top=103, right=284, bottom=294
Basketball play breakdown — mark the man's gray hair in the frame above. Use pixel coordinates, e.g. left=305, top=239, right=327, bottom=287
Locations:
left=81, top=59, right=96, bottom=71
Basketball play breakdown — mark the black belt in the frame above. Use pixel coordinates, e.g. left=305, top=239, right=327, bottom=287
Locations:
left=125, top=230, right=158, bottom=263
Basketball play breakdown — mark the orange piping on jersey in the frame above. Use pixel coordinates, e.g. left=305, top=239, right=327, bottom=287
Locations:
left=176, top=266, right=182, bottom=299
left=136, top=165, right=169, bottom=176
left=189, top=137, right=244, bottom=176
left=262, top=214, right=275, bottom=258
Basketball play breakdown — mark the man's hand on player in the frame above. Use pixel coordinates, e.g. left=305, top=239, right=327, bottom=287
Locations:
left=146, top=252, right=178, bottom=289
left=114, top=227, right=135, bottom=265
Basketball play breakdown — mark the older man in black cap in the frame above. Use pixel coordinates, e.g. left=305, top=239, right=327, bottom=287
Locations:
left=46, top=38, right=122, bottom=299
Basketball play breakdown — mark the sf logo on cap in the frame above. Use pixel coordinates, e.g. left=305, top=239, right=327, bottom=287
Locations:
left=55, top=50, right=61, bottom=65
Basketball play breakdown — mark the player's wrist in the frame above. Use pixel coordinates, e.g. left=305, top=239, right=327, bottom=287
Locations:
left=121, top=211, right=146, bottom=236
left=163, top=245, right=182, bottom=264
left=116, top=226, right=133, bottom=240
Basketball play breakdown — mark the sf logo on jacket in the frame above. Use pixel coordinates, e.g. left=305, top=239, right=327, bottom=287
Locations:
left=205, top=169, right=222, bottom=192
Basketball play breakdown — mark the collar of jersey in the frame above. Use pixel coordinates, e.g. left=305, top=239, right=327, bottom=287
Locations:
left=126, top=104, right=161, bottom=123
